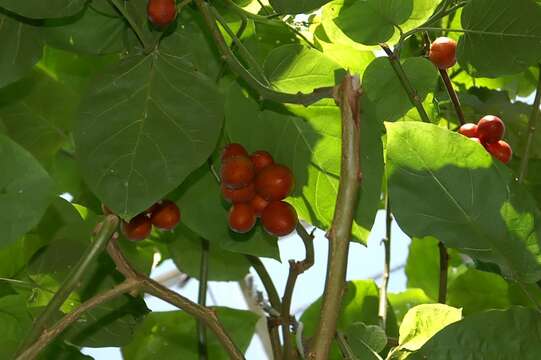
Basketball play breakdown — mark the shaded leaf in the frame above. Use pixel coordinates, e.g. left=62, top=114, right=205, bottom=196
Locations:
left=0, top=0, right=86, bottom=19
left=388, top=288, right=432, bottom=325
left=269, top=0, right=332, bottom=14
left=344, top=322, right=387, bottom=360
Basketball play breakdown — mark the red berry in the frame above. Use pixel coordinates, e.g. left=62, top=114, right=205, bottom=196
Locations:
left=459, top=123, right=478, bottom=138
left=221, top=182, right=256, bottom=203
left=221, top=156, right=255, bottom=189
left=261, top=201, right=298, bottom=237
left=122, top=213, right=152, bottom=241
left=145, top=201, right=161, bottom=216
left=255, top=164, right=294, bottom=201
left=147, top=0, right=177, bottom=28
left=228, top=203, right=256, bottom=233
left=429, top=37, right=457, bottom=69
left=250, top=151, right=274, bottom=172
left=222, top=143, right=248, bottom=161
left=477, top=115, right=505, bottom=144
left=250, top=194, right=269, bottom=217
left=485, top=140, right=512, bottom=164
left=151, top=200, right=181, bottom=230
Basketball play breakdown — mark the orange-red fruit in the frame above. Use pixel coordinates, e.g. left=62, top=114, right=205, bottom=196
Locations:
left=250, top=194, right=269, bottom=217
left=477, top=115, right=505, bottom=144
left=221, top=182, right=256, bottom=203
left=485, top=140, right=512, bottom=164
left=122, top=214, right=152, bottom=241
left=221, top=155, right=255, bottom=189
left=261, top=201, right=298, bottom=237
left=147, top=0, right=177, bottom=28
left=255, top=164, right=294, bottom=201
left=145, top=202, right=161, bottom=216
left=222, top=143, right=248, bottom=161
left=151, top=200, right=181, bottom=230
left=228, top=203, right=256, bottom=233
left=459, top=123, right=478, bottom=138
left=429, top=37, right=457, bottom=69
left=251, top=151, right=274, bottom=172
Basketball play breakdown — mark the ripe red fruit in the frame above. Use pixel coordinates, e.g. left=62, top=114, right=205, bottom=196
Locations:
left=261, top=201, right=298, bottom=237
left=477, top=115, right=505, bottom=144
left=122, top=214, right=152, bottom=241
left=429, top=37, right=457, bottom=69
left=228, top=203, right=256, bottom=233
left=255, top=164, right=294, bottom=201
left=250, top=151, right=274, bottom=172
left=250, top=194, right=269, bottom=217
left=150, top=200, right=181, bottom=230
left=145, top=202, right=161, bottom=216
left=485, top=140, right=512, bottom=164
left=221, top=183, right=256, bottom=203
left=222, top=143, right=248, bottom=161
left=459, top=123, right=478, bottom=138
left=147, top=0, right=177, bottom=28
left=221, top=156, right=255, bottom=189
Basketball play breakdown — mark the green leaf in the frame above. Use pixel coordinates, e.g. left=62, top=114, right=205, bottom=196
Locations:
left=0, top=12, right=43, bottom=88
left=0, top=233, right=43, bottom=278
left=405, top=238, right=440, bottom=300
left=75, top=44, right=223, bottom=220
left=344, top=322, right=387, bottom=360
left=0, top=295, right=33, bottom=358
left=122, top=307, right=258, bottom=360
left=458, top=0, right=541, bottom=77
left=269, top=0, right=331, bottom=14
left=363, top=57, right=438, bottom=122
left=386, top=122, right=541, bottom=283
left=0, top=69, right=76, bottom=161
left=389, top=304, right=462, bottom=359
left=409, top=306, right=541, bottom=360
left=388, top=288, right=432, bottom=325
left=168, top=223, right=250, bottom=281
left=177, top=167, right=280, bottom=259
left=0, top=0, right=86, bottom=19
left=0, top=134, right=55, bottom=249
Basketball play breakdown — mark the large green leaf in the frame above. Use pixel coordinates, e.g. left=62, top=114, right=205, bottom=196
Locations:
left=122, top=307, right=258, bottom=360
left=0, top=12, right=43, bottom=88
left=344, top=322, right=387, bottom=360
left=168, top=223, right=251, bottom=281
left=409, top=307, right=541, bottom=360
left=0, top=295, right=33, bottom=358
left=363, top=57, right=438, bottom=122
left=405, top=238, right=440, bottom=300
left=0, top=134, right=55, bottom=249
left=388, top=289, right=432, bottom=325
left=176, top=167, right=280, bottom=259
left=386, top=122, right=541, bottom=283
left=269, top=0, right=331, bottom=14
left=75, top=38, right=223, bottom=220
left=0, top=69, right=76, bottom=161
left=0, top=0, right=86, bottom=19
left=458, top=0, right=541, bottom=77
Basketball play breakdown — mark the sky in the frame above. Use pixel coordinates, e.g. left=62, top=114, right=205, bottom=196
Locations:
left=82, top=209, right=411, bottom=359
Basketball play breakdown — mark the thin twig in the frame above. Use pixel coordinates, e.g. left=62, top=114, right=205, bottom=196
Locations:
left=198, top=239, right=210, bottom=360
left=309, top=75, right=363, bottom=360
left=438, top=241, right=449, bottom=304
left=380, top=44, right=431, bottom=123
left=282, top=224, right=315, bottom=359
left=246, top=255, right=282, bottom=312
left=16, top=280, right=140, bottom=360
left=519, top=63, right=541, bottom=183
left=18, top=215, right=119, bottom=352
left=378, top=193, right=392, bottom=331
left=195, top=0, right=334, bottom=106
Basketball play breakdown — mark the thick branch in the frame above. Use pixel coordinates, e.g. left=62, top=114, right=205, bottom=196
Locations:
left=194, top=0, right=334, bottom=106
left=438, top=241, right=449, bottom=304
left=282, top=224, right=315, bottom=359
left=378, top=194, right=392, bottom=330
left=380, top=44, right=431, bottom=123
left=198, top=239, right=210, bottom=360
left=309, top=75, right=363, bottom=360
left=19, top=215, right=119, bottom=351
left=519, top=63, right=541, bottom=184
left=16, top=280, right=140, bottom=360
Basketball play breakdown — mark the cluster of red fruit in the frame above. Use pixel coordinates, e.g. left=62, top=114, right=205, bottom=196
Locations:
left=459, top=115, right=512, bottom=164
left=147, top=0, right=177, bottom=28
left=220, top=143, right=298, bottom=237
left=104, top=200, right=181, bottom=241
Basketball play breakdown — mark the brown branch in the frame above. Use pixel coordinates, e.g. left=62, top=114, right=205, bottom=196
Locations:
left=198, top=239, right=210, bottom=360
left=309, top=74, right=363, bottom=360
left=267, top=317, right=283, bottom=360
left=438, top=241, right=449, bottom=304
left=282, top=224, right=315, bottom=359
left=16, top=280, right=140, bottom=360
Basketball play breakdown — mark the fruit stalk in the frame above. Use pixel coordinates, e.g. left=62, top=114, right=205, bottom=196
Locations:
left=310, top=74, right=363, bottom=360
left=439, top=68, right=466, bottom=125
left=438, top=241, right=449, bottom=303
left=17, top=215, right=119, bottom=354
left=519, top=63, right=541, bottom=183
left=198, top=239, right=210, bottom=360
left=380, top=44, right=431, bottom=123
